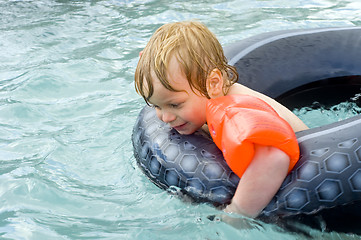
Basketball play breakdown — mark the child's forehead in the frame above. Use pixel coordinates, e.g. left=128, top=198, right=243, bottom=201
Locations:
left=151, top=55, right=187, bottom=84
left=167, top=56, right=187, bottom=82
left=149, top=67, right=189, bottom=91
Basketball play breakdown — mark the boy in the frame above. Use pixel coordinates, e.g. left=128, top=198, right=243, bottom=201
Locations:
left=134, top=21, right=308, bottom=218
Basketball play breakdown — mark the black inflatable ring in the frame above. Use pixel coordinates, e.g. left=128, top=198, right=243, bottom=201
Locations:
left=132, top=27, right=361, bottom=218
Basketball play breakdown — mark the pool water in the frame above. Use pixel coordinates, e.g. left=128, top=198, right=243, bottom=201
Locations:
left=1, top=0, right=361, bottom=239
left=277, top=77, right=361, bottom=128
left=293, top=98, right=361, bottom=128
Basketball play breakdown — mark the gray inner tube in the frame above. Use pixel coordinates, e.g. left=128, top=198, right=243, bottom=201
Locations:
left=132, top=27, right=361, bottom=220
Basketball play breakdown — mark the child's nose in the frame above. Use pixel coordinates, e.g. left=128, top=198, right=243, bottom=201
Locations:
left=157, top=110, right=176, bottom=123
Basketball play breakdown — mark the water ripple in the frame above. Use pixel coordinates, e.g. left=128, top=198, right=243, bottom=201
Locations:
left=0, top=0, right=360, bottom=239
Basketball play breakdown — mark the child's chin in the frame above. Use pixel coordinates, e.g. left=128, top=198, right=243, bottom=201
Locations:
left=175, top=128, right=195, bottom=135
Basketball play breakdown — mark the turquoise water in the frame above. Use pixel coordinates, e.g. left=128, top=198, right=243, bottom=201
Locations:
left=294, top=99, right=361, bottom=128
left=1, top=0, right=361, bottom=239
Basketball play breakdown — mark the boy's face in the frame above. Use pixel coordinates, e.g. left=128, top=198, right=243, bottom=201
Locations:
left=147, top=56, right=208, bottom=135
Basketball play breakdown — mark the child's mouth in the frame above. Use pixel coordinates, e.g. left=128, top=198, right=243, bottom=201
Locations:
left=172, top=123, right=187, bottom=132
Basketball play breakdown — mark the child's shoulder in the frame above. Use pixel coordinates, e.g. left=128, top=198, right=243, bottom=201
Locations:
left=227, top=83, right=258, bottom=97
left=226, top=83, right=308, bottom=132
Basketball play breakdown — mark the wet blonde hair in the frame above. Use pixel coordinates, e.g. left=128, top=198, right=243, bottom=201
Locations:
left=134, top=21, right=238, bottom=104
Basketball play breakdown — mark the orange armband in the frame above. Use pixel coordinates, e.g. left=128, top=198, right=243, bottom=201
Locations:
left=206, top=95, right=299, bottom=178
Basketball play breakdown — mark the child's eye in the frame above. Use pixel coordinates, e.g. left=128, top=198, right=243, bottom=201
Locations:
left=170, top=103, right=181, bottom=108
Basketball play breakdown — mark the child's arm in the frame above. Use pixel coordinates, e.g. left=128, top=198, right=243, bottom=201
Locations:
left=224, top=145, right=289, bottom=218
left=206, top=95, right=301, bottom=218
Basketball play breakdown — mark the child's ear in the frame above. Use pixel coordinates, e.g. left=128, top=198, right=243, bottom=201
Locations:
left=206, top=68, right=224, bottom=98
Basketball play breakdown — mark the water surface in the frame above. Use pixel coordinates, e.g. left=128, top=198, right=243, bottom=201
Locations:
left=1, top=0, right=361, bottom=239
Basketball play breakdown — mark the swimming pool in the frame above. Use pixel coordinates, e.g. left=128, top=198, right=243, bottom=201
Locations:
left=1, top=0, right=361, bottom=239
